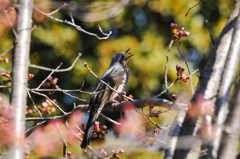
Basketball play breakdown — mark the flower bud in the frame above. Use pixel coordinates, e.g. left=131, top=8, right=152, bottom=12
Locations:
left=153, top=128, right=158, bottom=134
left=2, top=80, right=11, bottom=85
left=183, top=32, right=190, bottom=37
left=176, top=64, right=181, bottom=71
left=101, top=125, right=107, bottom=130
left=3, top=58, right=9, bottom=63
left=53, top=78, right=58, bottom=85
left=48, top=76, right=53, bottom=82
left=41, top=102, right=49, bottom=108
left=45, top=110, right=51, bottom=115
left=67, top=151, right=72, bottom=156
left=172, top=94, right=178, bottom=101
left=82, top=123, right=86, bottom=128
left=180, top=68, right=185, bottom=73
left=128, top=95, right=133, bottom=99
left=121, top=91, right=126, bottom=95
left=2, top=72, right=10, bottom=78
left=94, top=125, right=99, bottom=131
left=178, top=30, right=183, bottom=36
left=170, top=23, right=178, bottom=30
left=28, top=109, right=33, bottom=114
left=28, top=74, right=34, bottom=80
left=186, top=75, right=191, bottom=79
left=52, top=99, right=58, bottom=104
left=117, top=148, right=124, bottom=154
left=179, top=27, right=184, bottom=31
left=50, top=107, right=56, bottom=112
left=152, top=107, right=156, bottom=112
left=95, top=121, right=100, bottom=126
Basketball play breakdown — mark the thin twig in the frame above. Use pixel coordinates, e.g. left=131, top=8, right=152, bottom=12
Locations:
left=48, top=3, right=68, bottom=16
left=26, top=116, right=63, bottom=121
left=30, top=52, right=38, bottom=63
left=27, top=90, right=42, bottom=117
left=29, top=89, right=66, bottom=115
left=62, top=91, right=89, bottom=103
left=145, top=133, right=167, bottom=145
left=178, top=42, right=194, bottom=94
left=1, top=7, right=19, bottom=40
left=99, top=113, right=121, bottom=125
left=205, top=20, right=215, bottom=45
left=56, top=123, right=67, bottom=158
left=36, top=63, right=62, bottom=89
left=0, top=85, right=11, bottom=88
left=31, top=24, right=37, bottom=32
left=84, top=62, right=134, bottom=102
left=29, top=88, right=92, bottom=95
left=0, top=45, right=13, bottom=57
left=154, top=79, right=178, bottom=98
left=148, top=117, right=170, bottom=130
left=164, top=39, right=175, bottom=102
left=0, top=68, right=10, bottom=73
left=33, top=6, right=112, bottom=40
left=65, top=121, right=103, bottom=158
left=30, top=53, right=81, bottom=72
left=185, top=0, right=204, bottom=16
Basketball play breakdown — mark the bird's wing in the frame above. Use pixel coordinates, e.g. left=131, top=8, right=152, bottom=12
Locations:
left=89, top=66, right=126, bottom=114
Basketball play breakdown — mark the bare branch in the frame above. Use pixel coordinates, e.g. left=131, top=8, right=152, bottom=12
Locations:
left=65, top=121, right=103, bottom=158
left=28, top=89, right=66, bottom=115
left=145, top=133, right=167, bottom=145
left=0, top=68, right=10, bottom=73
left=148, top=117, right=170, bottom=130
left=0, top=85, right=11, bottom=88
left=99, top=113, right=121, bottom=125
left=154, top=79, right=178, bottom=98
left=178, top=42, right=194, bottom=94
left=33, top=6, right=112, bottom=40
left=35, top=63, right=62, bottom=89
left=205, top=20, right=215, bottom=45
left=62, top=91, right=89, bottom=103
left=1, top=7, right=18, bottom=40
left=25, top=97, right=184, bottom=137
left=48, top=3, right=68, bottom=16
left=185, top=0, right=204, bottom=16
left=29, top=88, right=92, bottom=95
left=27, top=90, right=42, bottom=117
left=29, top=53, right=82, bottom=72
left=56, top=123, right=67, bottom=158
left=164, top=39, right=175, bottom=101
left=30, top=52, right=38, bottom=63
left=0, top=45, right=13, bottom=57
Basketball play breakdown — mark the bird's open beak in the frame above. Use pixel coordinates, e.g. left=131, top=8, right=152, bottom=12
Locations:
left=125, top=48, right=134, bottom=60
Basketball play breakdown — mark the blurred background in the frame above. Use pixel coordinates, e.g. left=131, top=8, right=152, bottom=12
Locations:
left=0, top=0, right=234, bottom=158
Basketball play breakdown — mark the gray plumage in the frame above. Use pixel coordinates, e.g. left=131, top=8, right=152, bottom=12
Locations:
left=81, top=49, right=133, bottom=149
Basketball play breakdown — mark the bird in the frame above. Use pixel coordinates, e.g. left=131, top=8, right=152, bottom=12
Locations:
left=80, top=49, right=133, bottom=149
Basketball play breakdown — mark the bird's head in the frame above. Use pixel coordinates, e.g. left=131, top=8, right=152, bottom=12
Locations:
left=110, top=49, right=134, bottom=67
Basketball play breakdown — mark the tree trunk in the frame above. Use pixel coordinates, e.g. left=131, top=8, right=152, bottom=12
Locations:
left=3, top=0, right=33, bottom=158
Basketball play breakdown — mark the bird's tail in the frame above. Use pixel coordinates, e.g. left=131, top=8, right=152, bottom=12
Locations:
left=80, top=111, right=98, bottom=149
